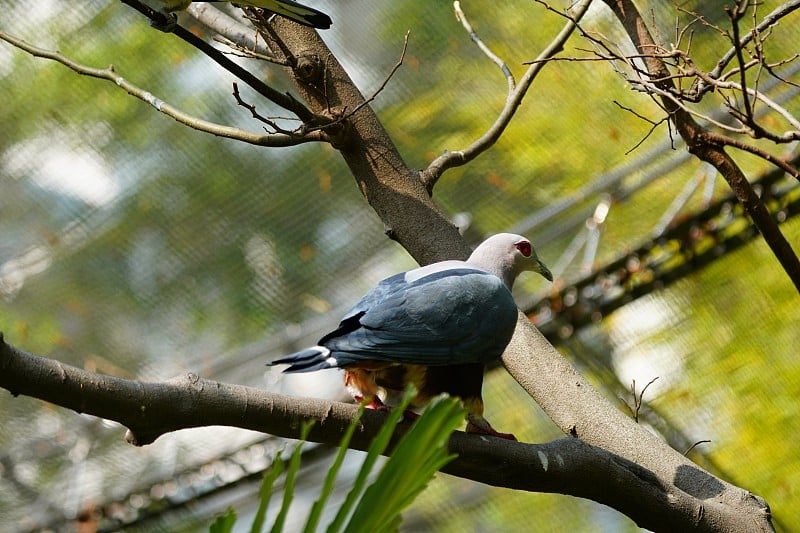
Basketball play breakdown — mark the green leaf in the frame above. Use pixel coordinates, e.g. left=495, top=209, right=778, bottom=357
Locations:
left=343, top=395, right=464, bottom=533
left=271, top=420, right=315, bottom=533
left=303, top=403, right=367, bottom=533
left=250, top=456, right=286, bottom=533
left=326, top=390, right=417, bottom=533
left=209, top=508, right=237, bottom=533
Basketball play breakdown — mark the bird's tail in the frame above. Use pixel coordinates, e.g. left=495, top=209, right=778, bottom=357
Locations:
left=268, top=345, right=338, bottom=372
left=242, top=0, right=332, bottom=29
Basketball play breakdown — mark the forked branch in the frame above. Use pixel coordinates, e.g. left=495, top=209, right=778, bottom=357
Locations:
left=419, top=0, right=594, bottom=192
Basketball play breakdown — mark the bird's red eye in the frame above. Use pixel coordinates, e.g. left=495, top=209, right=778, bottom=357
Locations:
left=515, top=240, right=532, bottom=257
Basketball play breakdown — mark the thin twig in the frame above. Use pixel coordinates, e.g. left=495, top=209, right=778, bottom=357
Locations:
left=683, top=440, right=712, bottom=456
left=629, top=377, right=659, bottom=423
left=453, top=1, right=515, bottom=91
left=339, top=32, right=410, bottom=122
left=232, top=82, right=297, bottom=135
left=613, top=100, right=673, bottom=154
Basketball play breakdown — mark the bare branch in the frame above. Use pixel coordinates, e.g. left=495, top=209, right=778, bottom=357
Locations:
left=0, top=31, right=327, bottom=147
left=702, top=0, right=800, bottom=93
left=600, top=0, right=800, bottom=291
left=612, top=100, right=672, bottom=154
left=420, top=0, right=594, bottom=193
left=232, top=82, right=297, bottom=135
left=118, top=0, right=318, bottom=122
left=453, top=0, right=515, bottom=91
left=684, top=440, right=712, bottom=456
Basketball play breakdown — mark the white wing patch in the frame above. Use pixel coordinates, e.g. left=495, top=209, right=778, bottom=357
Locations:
left=404, top=260, right=485, bottom=283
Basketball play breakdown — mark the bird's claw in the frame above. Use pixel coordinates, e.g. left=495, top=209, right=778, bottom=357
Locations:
left=355, top=395, right=390, bottom=411
left=354, top=396, right=418, bottom=423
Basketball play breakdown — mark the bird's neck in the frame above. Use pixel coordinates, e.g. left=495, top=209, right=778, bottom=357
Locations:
left=467, top=252, right=517, bottom=290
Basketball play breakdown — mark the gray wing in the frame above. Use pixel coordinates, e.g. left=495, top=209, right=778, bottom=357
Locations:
left=321, top=268, right=519, bottom=366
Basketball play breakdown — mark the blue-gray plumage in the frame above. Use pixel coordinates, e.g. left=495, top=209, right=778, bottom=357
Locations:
left=270, top=233, right=552, bottom=439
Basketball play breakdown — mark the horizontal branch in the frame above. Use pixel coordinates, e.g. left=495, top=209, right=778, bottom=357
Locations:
left=0, top=31, right=328, bottom=147
left=0, top=333, right=773, bottom=531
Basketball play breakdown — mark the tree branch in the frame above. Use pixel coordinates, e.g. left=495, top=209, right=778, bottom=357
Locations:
left=118, top=0, right=317, bottom=121
left=0, top=333, right=774, bottom=531
left=0, top=31, right=328, bottom=146
left=600, top=0, right=800, bottom=293
left=419, top=0, right=594, bottom=192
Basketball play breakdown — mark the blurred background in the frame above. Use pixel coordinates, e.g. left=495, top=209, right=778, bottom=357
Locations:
left=1, top=0, right=798, bottom=531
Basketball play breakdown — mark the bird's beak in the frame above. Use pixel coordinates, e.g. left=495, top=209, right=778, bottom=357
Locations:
left=537, top=259, right=553, bottom=282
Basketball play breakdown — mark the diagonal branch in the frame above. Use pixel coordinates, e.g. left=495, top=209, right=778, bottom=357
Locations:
left=419, top=0, right=594, bottom=193
left=601, top=0, right=800, bottom=293
left=118, top=0, right=318, bottom=122
left=0, top=31, right=328, bottom=147
left=0, top=333, right=774, bottom=532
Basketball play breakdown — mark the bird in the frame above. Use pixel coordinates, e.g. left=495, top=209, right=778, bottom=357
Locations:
left=155, top=0, right=332, bottom=29
left=269, top=233, right=553, bottom=440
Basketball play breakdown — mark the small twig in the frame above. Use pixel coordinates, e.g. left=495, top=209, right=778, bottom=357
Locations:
left=726, top=4, right=754, bottom=125
left=453, top=1, right=515, bottom=91
left=624, top=377, right=659, bottom=423
left=683, top=440, right=712, bottom=456
left=613, top=100, right=673, bottom=154
left=213, top=35, right=287, bottom=64
left=232, top=82, right=297, bottom=135
left=336, top=31, right=410, bottom=123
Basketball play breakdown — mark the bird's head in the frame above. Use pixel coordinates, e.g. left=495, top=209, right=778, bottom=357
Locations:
left=467, top=233, right=552, bottom=289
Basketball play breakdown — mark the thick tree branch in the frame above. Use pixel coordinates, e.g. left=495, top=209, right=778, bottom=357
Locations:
left=0, top=334, right=773, bottom=531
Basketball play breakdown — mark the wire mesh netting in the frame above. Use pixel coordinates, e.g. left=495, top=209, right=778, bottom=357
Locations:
left=1, top=1, right=799, bottom=531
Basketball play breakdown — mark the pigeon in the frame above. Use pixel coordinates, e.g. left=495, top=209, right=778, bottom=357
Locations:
left=270, top=233, right=552, bottom=440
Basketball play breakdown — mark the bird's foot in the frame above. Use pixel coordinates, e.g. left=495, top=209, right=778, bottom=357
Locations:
left=354, top=395, right=390, bottom=411
left=354, top=395, right=418, bottom=422
left=466, top=421, right=517, bottom=441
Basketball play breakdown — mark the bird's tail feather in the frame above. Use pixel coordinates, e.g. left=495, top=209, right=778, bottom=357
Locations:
left=268, top=346, right=337, bottom=373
